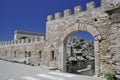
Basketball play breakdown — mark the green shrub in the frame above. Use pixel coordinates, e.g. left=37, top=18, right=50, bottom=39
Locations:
left=74, top=45, right=82, bottom=50
left=80, top=39, right=84, bottom=42
left=26, top=63, right=31, bottom=65
left=98, top=72, right=115, bottom=80
left=24, top=61, right=26, bottom=64
left=19, top=36, right=28, bottom=39
left=31, top=64, right=34, bottom=66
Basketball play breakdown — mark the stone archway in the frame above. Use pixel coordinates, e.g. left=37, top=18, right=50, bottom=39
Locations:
left=59, top=23, right=101, bottom=75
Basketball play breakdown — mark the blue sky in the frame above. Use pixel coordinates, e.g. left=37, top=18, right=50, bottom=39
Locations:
left=0, top=0, right=101, bottom=41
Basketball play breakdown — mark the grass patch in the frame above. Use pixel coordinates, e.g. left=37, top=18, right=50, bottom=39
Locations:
left=98, top=72, right=116, bottom=80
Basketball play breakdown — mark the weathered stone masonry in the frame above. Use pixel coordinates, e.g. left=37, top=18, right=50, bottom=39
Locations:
left=0, top=0, right=120, bottom=77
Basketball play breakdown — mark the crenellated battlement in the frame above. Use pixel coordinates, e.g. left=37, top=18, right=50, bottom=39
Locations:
left=64, top=9, right=71, bottom=17
left=86, top=1, right=95, bottom=10
left=0, top=37, right=45, bottom=46
left=47, top=1, right=96, bottom=21
left=74, top=6, right=82, bottom=14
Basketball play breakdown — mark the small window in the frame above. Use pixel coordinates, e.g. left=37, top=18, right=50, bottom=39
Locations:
left=28, top=51, right=31, bottom=57
left=51, top=51, right=54, bottom=60
left=5, top=51, right=7, bottom=53
left=38, top=63, right=40, bottom=66
left=5, top=51, right=7, bottom=56
left=39, top=51, right=42, bottom=58
left=94, top=18, right=97, bottom=21
left=14, top=51, right=16, bottom=57
left=25, top=51, right=27, bottom=57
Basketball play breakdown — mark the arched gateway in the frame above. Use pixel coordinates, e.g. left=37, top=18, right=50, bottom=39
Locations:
left=46, top=20, right=102, bottom=75
left=60, top=23, right=101, bottom=75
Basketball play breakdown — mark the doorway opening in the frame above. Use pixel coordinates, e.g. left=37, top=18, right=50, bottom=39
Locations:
left=65, top=31, right=95, bottom=76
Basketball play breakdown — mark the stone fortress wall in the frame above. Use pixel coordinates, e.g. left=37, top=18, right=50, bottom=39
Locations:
left=0, top=0, right=120, bottom=78
left=0, top=31, right=45, bottom=66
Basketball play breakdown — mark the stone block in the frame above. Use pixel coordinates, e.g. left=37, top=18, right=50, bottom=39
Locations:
left=8, top=41, right=11, bottom=45
left=17, top=40, right=21, bottom=44
left=74, top=6, right=82, bottom=14
left=41, top=36, right=45, bottom=41
left=11, top=41, right=14, bottom=45
left=2, top=42, right=5, bottom=45
left=14, top=40, right=18, bottom=44
left=86, top=1, right=95, bottom=10
left=12, top=40, right=15, bottom=44
left=0, top=42, right=2, bottom=45
left=64, top=9, right=71, bottom=16
left=4, top=42, right=7, bottom=45
left=35, top=38, right=39, bottom=42
left=25, top=38, right=29, bottom=43
left=21, top=39, right=25, bottom=43
left=47, top=15, right=53, bottom=21
left=30, top=38, right=34, bottom=42
left=94, top=41, right=99, bottom=52
left=55, top=12, right=62, bottom=19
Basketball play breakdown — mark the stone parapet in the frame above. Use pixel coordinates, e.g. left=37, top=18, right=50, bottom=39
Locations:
left=64, top=9, right=71, bottom=16
left=47, top=1, right=96, bottom=21
left=74, top=6, right=82, bottom=14
left=47, top=15, right=53, bottom=21
left=55, top=12, right=62, bottom=19
left=86, top=1, right=95, bottom=10
left=0, top=38, right=44, bottom=46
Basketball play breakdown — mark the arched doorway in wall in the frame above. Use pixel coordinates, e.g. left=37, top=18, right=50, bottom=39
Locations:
left=59, top=23, right=101, bottom=76
left=65, top=31, right=95, bottom=76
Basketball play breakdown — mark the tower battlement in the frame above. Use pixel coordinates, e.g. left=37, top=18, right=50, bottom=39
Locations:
left=47, top=0, right=120, bottom=22
left=47, top=1, right=96, bottom=21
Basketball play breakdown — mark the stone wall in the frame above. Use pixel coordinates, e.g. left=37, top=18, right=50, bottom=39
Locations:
left=0, top=38, right=45, bottom=66
left=0, top=0, right=120, bottom=77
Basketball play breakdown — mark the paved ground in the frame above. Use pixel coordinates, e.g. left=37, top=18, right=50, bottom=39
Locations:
left=0, top=60, right=106, bottom=80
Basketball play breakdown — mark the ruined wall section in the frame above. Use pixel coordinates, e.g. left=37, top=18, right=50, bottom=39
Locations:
left=0, top=38, right=45, bottom=66
left=108, top=23, right=120, bottom=76
left=107, top=9, right=120, bottom=76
